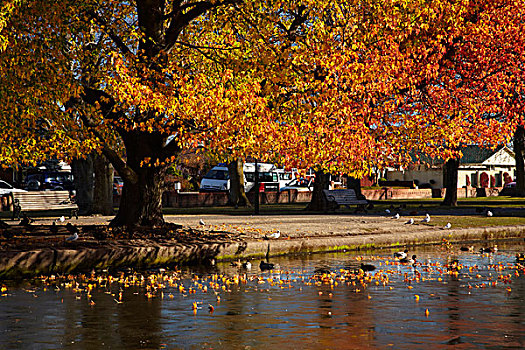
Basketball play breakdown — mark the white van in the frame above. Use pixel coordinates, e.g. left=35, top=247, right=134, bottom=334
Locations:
left=199, top=163, right=280, bottom=192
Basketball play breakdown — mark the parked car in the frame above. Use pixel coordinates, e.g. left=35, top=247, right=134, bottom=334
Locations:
left=199, top=163, right=280, bottom=192
left=25, top=172, right=74, bottom=191
left=0, top=180, right=27, bottom=196
left=279, top=178, right=313, bottom=192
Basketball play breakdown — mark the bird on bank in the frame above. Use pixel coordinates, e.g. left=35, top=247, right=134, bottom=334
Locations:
left=66, top=222, right=79, bottom=235
left=421, top=213, right=430, bottom=223
left=50, top=222, right=59, bottom=234
left=20, top=214, right=34, bottom=227
left=443, top=222, right=452, bottom=229
left=55, top=216, right=66, bottom=223
left=264, top=230, right=280, bottom=240
left=392, top=213, right=400, bottom=219
left=66, top=232, right=78, bottom=242
left=486, top=210, right=493, bottom=217
left=394, top=249, right=408, bottom=260
left=199, top=219, right=206, bottom=226
left=242, top=261, right=252, bottom=269
left=405, top=218, right=414, bottom=225
left=259, top=261, right=275, bottom=271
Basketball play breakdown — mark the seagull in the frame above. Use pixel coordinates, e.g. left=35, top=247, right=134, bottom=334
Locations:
left=199, top=219, right=206, bottom=225
left=392, top=213, right=400, bottom=219
left=385, top=209, right=391, bottom=214
left=259, top=261, right=275, bottom=271
left=405, top=218, right=414, bottom=225
left=264, top=230, right=280, bottom=239
left=421, top=213, right=430, bottom=223
left=443, top=222, right=451, bottom=229
left=56, top=216, right=66, bottom=223
left=66, top=232, right=78, bottom=242
left=394, top=249, right=408, bottom=260
left=486, top=210, right=493, bottom=217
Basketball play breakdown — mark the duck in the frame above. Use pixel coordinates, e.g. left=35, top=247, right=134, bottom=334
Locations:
left=486, top=210, right=493, bottom=217
left=479, top=246, right=497, bottom=254
left=405, top=218, right=414, bottom=225
left=360, top=263, right=376, bottom=272
left=394, top=249, right=408, bottom=260
left=460, top=245, right=474, bottom=252
left=259, top=261, right=275, bottom=271
left=399, top=254, right=417, bottom=264
left=443, top=223, right=451, bottom=229
left=242, top=261, right=252, bottom=269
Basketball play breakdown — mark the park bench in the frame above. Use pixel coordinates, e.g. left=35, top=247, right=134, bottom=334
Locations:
left=323, top=189, right=368, bottom=213
left=11, top=191, right=78, bottom=220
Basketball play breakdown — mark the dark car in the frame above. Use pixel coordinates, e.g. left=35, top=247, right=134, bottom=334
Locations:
left=25, top=172, right=74, bottom=191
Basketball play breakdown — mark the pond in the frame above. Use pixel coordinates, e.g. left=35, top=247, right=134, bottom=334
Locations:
left=1, top=241, right=524, bottom=349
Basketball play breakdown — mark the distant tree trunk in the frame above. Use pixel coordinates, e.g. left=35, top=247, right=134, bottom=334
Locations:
left=442, top=158, right=459, bottom=206
left=228, top=158, right=251, bottom=208
left=346, top=176, right=365, bottom=199
left=306, top=170, right=330, bottom=211
left=93, top=154, right=114, bottom=215
left=71, top=155, right=94, bottom=215
left=514, top=125, right=525, bottom=197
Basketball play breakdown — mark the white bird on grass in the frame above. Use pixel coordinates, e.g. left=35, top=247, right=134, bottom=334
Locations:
left=443, top=222, right=452, bottom=229
left=405, top=218, right=414, bottom=225
left=421, top=213, right=430, bottom=223
left=265, top=230, right=280, bottom=239
left=392, top=213, right=400, bottom=219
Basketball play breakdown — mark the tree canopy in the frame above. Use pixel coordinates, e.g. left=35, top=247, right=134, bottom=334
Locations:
left=1, top=0, right=524, bottom=225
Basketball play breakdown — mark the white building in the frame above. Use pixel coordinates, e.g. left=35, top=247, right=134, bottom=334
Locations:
left=387, top=146, right=516, bottom=189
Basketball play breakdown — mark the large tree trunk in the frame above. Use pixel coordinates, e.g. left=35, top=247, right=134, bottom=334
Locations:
left=227, top=158, right=251, bottom=208
left=110, top=131, right=169, bottom=227
left=346, top=176, right=365, bottom=199
left=442, top=158, right=459, bottom=206
left=514, top=125, right=525, bottom=197
left=306, top=170, right=330, bottom=211
left=93, top=154, right=114, bottom=215
left=71, top=155, right=94, bottom=215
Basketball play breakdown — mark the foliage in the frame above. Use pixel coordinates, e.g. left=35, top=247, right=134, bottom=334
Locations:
left=1, top=0, right=524, bottom=224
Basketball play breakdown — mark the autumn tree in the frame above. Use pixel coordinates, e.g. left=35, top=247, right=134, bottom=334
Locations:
left=1, top=0, right=524, bottom=223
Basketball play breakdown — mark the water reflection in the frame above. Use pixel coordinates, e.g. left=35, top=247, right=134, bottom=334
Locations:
left=1, top=242, right=524, bottom=349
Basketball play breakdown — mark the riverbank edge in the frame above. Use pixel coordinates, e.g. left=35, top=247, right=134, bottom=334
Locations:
left=1, top=225, right=524, bottom=279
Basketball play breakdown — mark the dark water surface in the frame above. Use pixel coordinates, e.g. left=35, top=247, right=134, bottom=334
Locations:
left=1, top=242, right=524, bottom=349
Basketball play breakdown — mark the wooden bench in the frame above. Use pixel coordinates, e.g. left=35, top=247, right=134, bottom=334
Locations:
left=11, top=191, right=78, bottom=220
left=323, top=189, right=368, bottom=213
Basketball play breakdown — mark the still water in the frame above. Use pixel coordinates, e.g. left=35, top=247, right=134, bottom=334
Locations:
left=1, top=242, right=524, bottom=349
